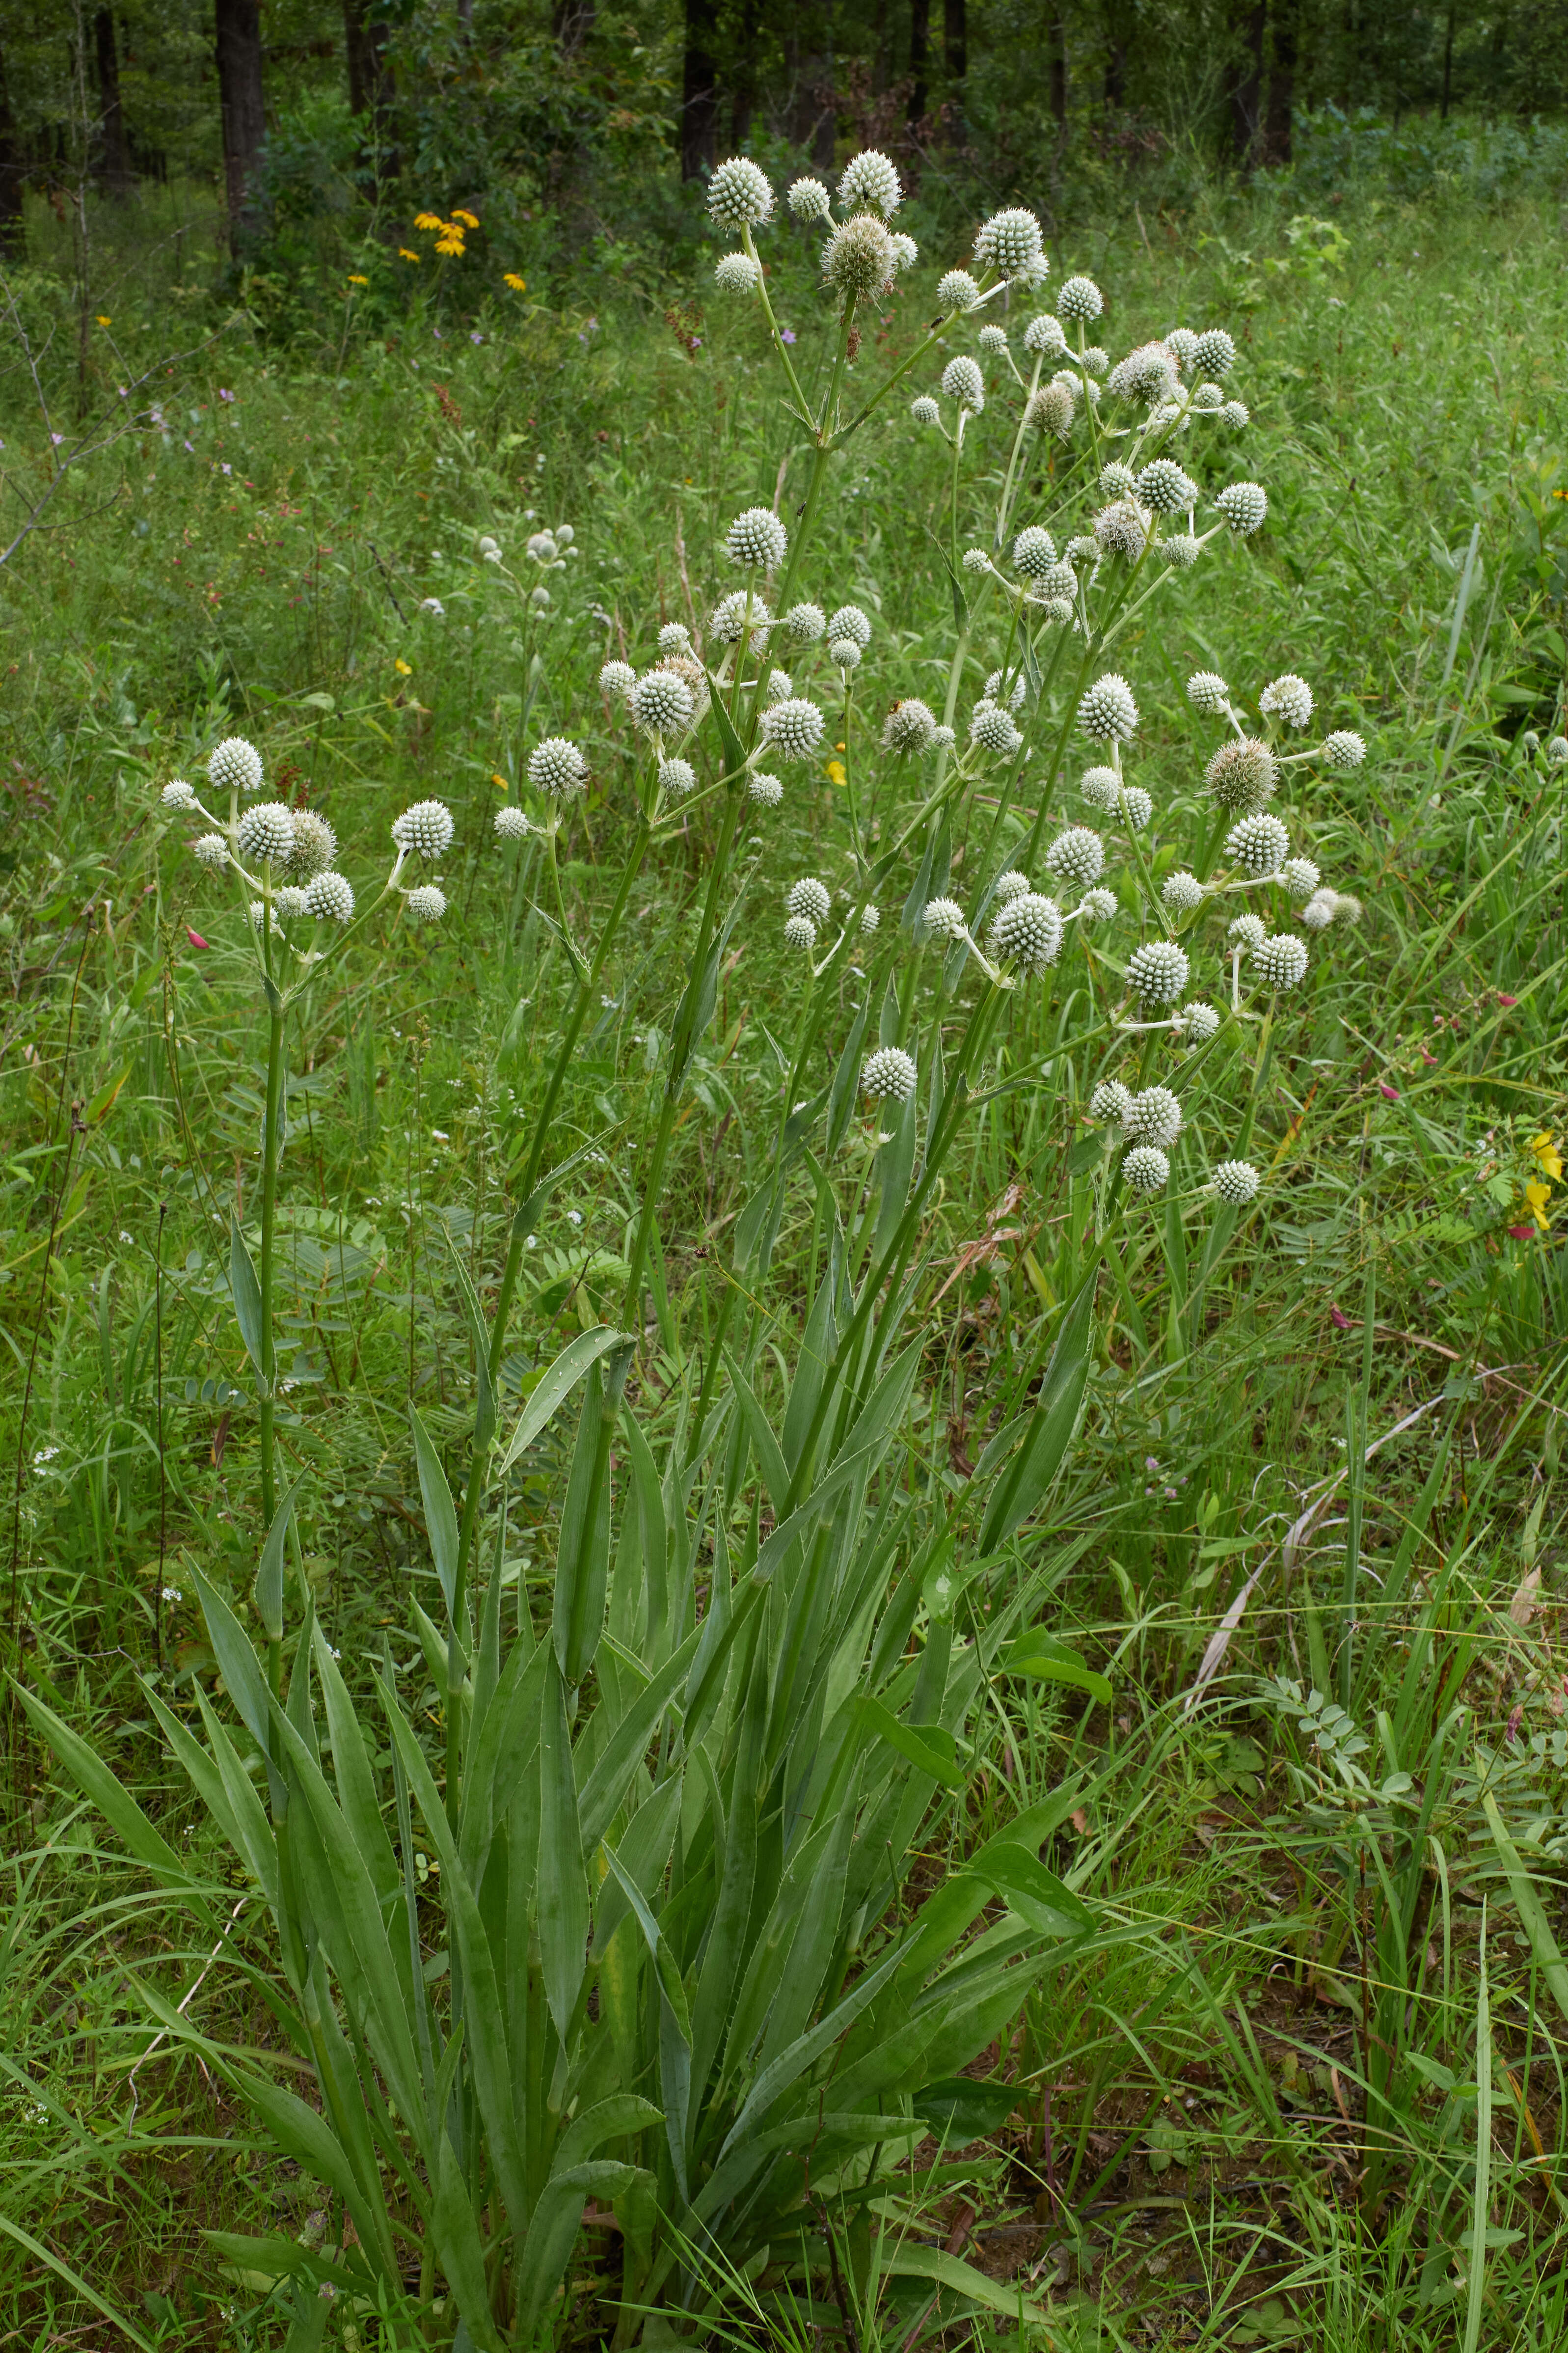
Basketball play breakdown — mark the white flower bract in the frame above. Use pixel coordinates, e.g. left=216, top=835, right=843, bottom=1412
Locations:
left=921, top=895, right=967, bottom=940
left=993, top=870, right=1031, bottom=904
left=1137, top=458, right=1199, bottom=513
left=1127, top=939, right=1189, bottom=1004
left=783, top=912, right=817, bottom=950
left=863, top=1045, right=917, bottom=1101
left=1024, top=311, right=1068, bottom=355
left=1216, top=481, right=1268, bottom=535
left=1226, top=813, right=1289, bottom=877
left=1324, top=729, right=1367, bottom=770
left=1188, top=670, right=1230, bottom=714
left=1125, top=1086, right=1183, bottom=1148
left=829, top=603, right=871, bottom=648
left=237, top=801, right=296, bottom=865
left=761, top=697, right=826, bottom=760
left=1280, top=856, right=1321, bottom=899
left=1206, top=738, right=1276, bottom=815
left=726, top=505, right=787, bottom=570
left=306, top=870, right=354, bottom=921
left=209, top=736, right=263, bottom=796
left=162, top=779, right=197, bottom=811
left=1251, top=931, right=1309, bottom=990
left=287, top=811, right=337, bottom=877
left=941, top=355, right=985, bottom=411
left=392, top=798, right=456, bottom=858
left=658, top=757, right=697, bottom=799
left=193, top=833, right=229, bottom=870
left=786, top=876, right=832, bottom=926
left=599, top=658, right=635, bottom=701
left=787, top=176, right=830, bottom=220
left=838, top=149, right=901, bottom=218
left=1261, top=672, right=1314, bottom=729
left=1090, top=1079, right=1132, bottom=1122
left=1228, top=912, right=1266, bottom=950
left=1079, top=886, right=1117, bottom=922
left=529, top=736, right=590, bottom=793
left=714, top=252, right=761, bottom=293
left=1057, top=274, right=1103, bottom=320
left=707, top=156, right=773, bottom=229
left=823, top=215, right=897, bottom=301
left=494, top=806, right=530, bottom=840
left=970, top=701, right=1023, bottom=757
left=1182, top=1002, right=1222, bottom=1042
left=1213, top=1158, right=1261, bottom=1204
left=882, top=699, right=938, bottom=753
left=1123, top=1144, right=1170, bottom=1194
left=936, top=269, right=982, bottom=313
left=406, top=884, right=447, bottom=924
left=911, top=394, right=942, bottom=425
left=1080, top=765, right=1119, bottom=811
left=782, top=601, right=826, bottom=644
left=973, top=206, right=1046, bottom=280
left=1012, top=524, right=1057, bottom=580
left=1078, top=673, right=1138, bottom=742
left=1162, top=869, right=1204, bottom=913
left=632, top=670, right=695, bottom=735
left=991, top=891, right=1063, bottom=973
left=749, top=772, right=784, bottom=808
left=1193, top=327, right=1237, bottom=378
left=1045, top=826, right=1105, bottom=886
left=977, top=324, right=1008, bottom=355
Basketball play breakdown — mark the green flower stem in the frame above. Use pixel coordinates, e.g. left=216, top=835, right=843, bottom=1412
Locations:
left=828, top=303, right=971, bottom=448
left=742, top=225, right=811, bottom=420
left=259, top=996, right=285, bottom=1693
left=995, top=353, right=1046, bottom=549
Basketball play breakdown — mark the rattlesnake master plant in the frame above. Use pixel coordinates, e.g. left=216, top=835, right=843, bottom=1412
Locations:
left=32, top=153, right=1367, bottom=2350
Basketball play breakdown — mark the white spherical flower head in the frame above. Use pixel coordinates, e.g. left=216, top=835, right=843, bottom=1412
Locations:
left=193, top=832, right=229, bottom=870
left=962, top=547, right=993, bottom=575
left=762, top=696, right=826, bottom=761
left=973, top=208, right=1047, bottom=281
left=1079, top=886, right=1117, bottom=922
left=787, top=175, right=830, bottom=221
left=828, top=604, right=872, bottom=650
left=1163, top=531, right=1202, bottom=569
left=1108, top=343, right=1179, bottom=403
left=599, top=658, right=635, bottom=702
left=1082, top=345, right=1111, bottom=377
left=863, top=1045, right=917, bottom=1102
left=1216, top=481, right=1268, bottom=535
left=1123, top=1144, right=1170, bottom=1195
left=1228, top=912, right=1267, bottom=950
left=941, top=354, right=985, bottom=411
left=526, top=529, right=557, bottom=562
left=765, top=667, right=793, bottom=704
left=932, top=724, right=957, bottom=751
left=838, top=148, right=901, bottom=218
left=1118, top=784, right=1154, bottom=829
left=1324, top=730, right=1367, bottom=771
left=1183, top=1002, right=1222, bottom=1042
left=1299, top=892, right=1336, bottom=931
left=991, top=892, right=1063, bottom=974
left=1191, top=383, right=1224, bottom=411
left=1188, top=670, right=1231, bottom=715
left=708, top=156, right=773, bottom=229
left=657, top=622, right=692, bottom=658
left=406, top=884, right=447, bottom=924
left=529, top=586, right=552, bottom=610
left=1213, top=1158, right=1261, bottom=1205
left=1126, top=1086, right=1183, bottom=1148
left=237, top=800, right=296, bottom=865
left=783, top=601, right=826, bottom=644
left=1094, top=498, right=1152, bottom=561
left=658, top=757, right=697, bottom=800
left=1098, top=461, right=1136, bottom=500
left=910, top=394, right=941, bottom=425
left=1080, top=765, right=1119, bottom=811
left=882, top=698, right=938, bottom=753
left=305, top=870, right=355, bottom=922
left=859, top=903, right=881, bottom=933
left=921, top=895, right=968, bottom=941
left=1090, top=1080, right=1132, bottom=1122
left=1065, top=534, right=1098, bottom=563
left=1127, top=939, right=1189, bottom=1005
left=631, top=670, right=695, bottom=737
left=1221, top=401, right=1250, bottom=428
left=1057, top=274, right=1103, bottom=321
left=982, top=671, right=1027, bottom=716
left=1026, top=383, right=1077, bottom=439
left=1024, top=311, right=1068, bottom=355
left=390, top=798, right=455, bottom=860
left=534, top=739, right=595, bottom=804
left=892, top=229, right=919, bottom=270
left=937, top=269, right=982, bottom=313
left=749, top=772, right=784, bottom=808
left=715, top=251, right=761, bottom=293
left=162, top=779, right=198, bottom=811
left=1137, top=458, right=1199, bottom=514
left=1012, top=523, right=1058, bottom=580
left=993, top=870, right=1031, bottom=905
left=970, top=701, right=1023, bottom=758
left=823, top=214, right=897, bottom=301
left=1046, top=826, right=1105, bottom=886
left=1280, top=856, right=1321, bottom=899
left=1034, top=559, right=1079, bottom=602
left=1078, top=673, right=1138, bottom=742
left=420, top=596, right=445, bottom=617
left=709, top=591, right=769, bottom=642
left=783, top=912, right=817, bottom=951
left=1549, top=737, right=1568, bottom=768
left=1252, top=932, right=1309, bottom=990
left=727, top=505, right=787, bottom=571
left=275, top=885, right=310, bottom=922
left=977, top=324, right=1008, bottom=355
left=1206, top=738, right=1276, bottom=816
left=494, top=805, right=529, bottom=841
left=248, top=900, right=278, bottom=935
left=1162, top=869, right=1204, bottom=914
left=209, top=735, right=264, bottom=796
left=1227, top=812, right=1289, bottom=877
left=1193, top=328, right=1237, bottom=378
left=785, top=876, right=832, bottom=926
left=287, top=810, right=338, bottom=878
left=1165, top=327, right=1200, bottom=367
left=1261, top=672, right=1314, bottom=730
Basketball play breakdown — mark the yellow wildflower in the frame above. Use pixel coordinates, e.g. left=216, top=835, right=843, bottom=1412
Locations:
left=435, top=235, right=465, bottom=257
left=492, top=772, right=509, bottom=790
left=825, top=760, right=847, bottom=787
left=394, top=658, right=412, bottom=677
left=1529, top=1132, right=1563, bottom=1182
left=347, top=274, right=369, bottom=286
left=1525, top=1180, right=1553, bottom=1231
left=504, top=273, right=527, bottom=292
left=96, top=313, right=111, bottom=326
left=399, top=248, right=422, bottom=262
left=452, top=209, right=480, bottom=228
left=414, top=211, right=444, bottom=230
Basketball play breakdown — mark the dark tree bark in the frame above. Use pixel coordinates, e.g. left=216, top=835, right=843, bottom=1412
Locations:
left=552, top=0, right=596, bottom=55
left=1230, top=0, right=1266, bottom=167
left=215, top=0, right=266, bottom=246
left=908, top=0, right=929, bottom=121
left=730, top=0, right=759, bottom=144
left=1264, top=0, right=1296, bottom=162
left=681, top=0, right=720, bottom=181
left=343, top=0, right=397, bottom=175
left=944, top=0, right=966, bottom=83
left=93, top=10, right=133, bottom=194
left=1050, top=10, right=1068, bottom=133
left=0, top=40, right=24, bottom=254
left=1439, top=0, right=1457, bottom=116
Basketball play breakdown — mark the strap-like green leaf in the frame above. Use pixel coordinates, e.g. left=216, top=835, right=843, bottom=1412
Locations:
left=998, top=1630, right=1113, bottom=1708
left=229, top=1214, right=266, bottom=1377
left=538, top=1658, right=590, bottom=2041
left=724, top=1352, right=789, bottom=1516
left=977, top=1262, right=1098, bottom=1552
left=441, top=1225, right=496, bottom=1459
left=968, top=1840, right=1094, bottom=1936
left=492, top=1323, right=629, bottom=1480
left=409, top=1407, right=460, bottom=1615
left=13, top=1684, right=197, bottom=1898
left=859, top=1695, right=966, bottom=1790
left=255, top=1473, right=306, bottom=1644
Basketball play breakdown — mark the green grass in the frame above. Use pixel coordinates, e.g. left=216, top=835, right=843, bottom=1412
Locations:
left=2, top=159, right=1568, bottom=2353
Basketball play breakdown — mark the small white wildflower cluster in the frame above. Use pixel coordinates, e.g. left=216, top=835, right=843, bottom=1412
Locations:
left=158, top=735, right=450, bottom=964
left=707, top=149, right=919, bottom=310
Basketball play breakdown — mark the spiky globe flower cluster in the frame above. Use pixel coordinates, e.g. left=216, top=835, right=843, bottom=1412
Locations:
left=824, top=215, right=896, bottom=301
left=1123, top=1145, right=1170, bottom=1195
left=1026, top=383, right=1075, bottom=438
left=984, top=669, right=1026, bottom=713
left=1080, top=886, right=1117, bottom=922
left=193, top=833, right=229, bottom=870
left=991, top=892, right=1063, bottom=974
left=1252, top=932, right=1309, bottom=990
left=911, top=394, right=942, bottom=426
left=1024, top=312, right=1068, bottom=355
left=306, top=871, right=354, bottom=922
left=1206, top=738, right=1276, bottom=816
left=1057, top=274, right=1103, bottom=320
left=1194, top=328, right=1237, bottom=377
left=829, top=637, right=861, bottom=669
left=973, top=207, right=1046, bottom=279
left=1094, top=500, right=1151, bottom=561
left=1324, top=730, right=1367, bottom=770
left=392, top=798, right=455, bottom=859
left=1182, top=1002, right=1222, bottom=1043
left=1127, top=939, right=1190, bottom=1005
left=1080, top=765, right=1119, bottom=811
left=707, top=157, right=773, bottom=229
left=1260, top=673, right=1314, bottom=729
left=1079, top=673, right=1138, bottom=742
left=162, top=779, right=198, bottom=811
left=839, top=149, right=901, bottom=217
left=658, top=757, right=696, bottom=799
left=783, top=878, right=830, bottom=930
left=1012, top=524, right=1057, bottom=580
left=829, top=604, right=872, bottom=650
left=970, top=701, right=1023, bottom=757
left=727, top=505, right=786, bottom=570
left=1213, top=1158, right=1260, bottom=1204
left=941, top=355, right=985, bottom=411
left=209, top=736, right=264, bottom=796
left=863, top=1046, right=917, bottom=1102
left=1229, top=912, right=1267, bottom=951
left=783, top=602, right=826, bottom=644
left=1045, top=826, right=1105, bottom=886
left=287, top=811, right=337, bottom=878
left=936, top=269, right=981, bottom=312
left=1163, top=534, right=1202, bottom=570
left=1119, top=786, right=1154, bottom=829
left=1034, top=559, right=1079, bottom=602
left=599, top=658, right=635, bottom=701
left=632, top=670, right=695, bottom=736
left=1226, top=813, right=1290, bottom=877
left=272, top=886, right=307, bottom=927
left=882, top=699, right=938, bottom=753
left=1090, top=1081, right=1132, bottom=1122
left=788, top=176, right=830, bottom=220
left=494, top=805, right=529, bottom=841
left=761, top=697, right=826, bottom=761
left=1216, top=481, right=1268, bottom=535
left=919, top=896, right=966, bottom=942
left=529, top=737, right=589, bottom=795
left=1108, top=344, right=1179, bottom=404
left=237, top=801, right=296, bottom=864
left=993, top=870, right=1031, bottom=905
left=406, top=884, right=447, bottom=924
left=765, top=667, right=792, bottom=703
left=1188, top=670, right=1231, bottom=715
left=1162, top=869, right=1204, bottom=914
left=783, top=913, right=817, bottom=951
left=749, top=772, right=784, bottom=808
left=1280, top=856, right=1321, bottom=899
left=1138, top=458, right=1198, bottom=514
left=710, top=592, right=770, bottom=642
left=1125, top=1086, right=1183, bottom=1148
left=714, top=252, right=761, bottom=293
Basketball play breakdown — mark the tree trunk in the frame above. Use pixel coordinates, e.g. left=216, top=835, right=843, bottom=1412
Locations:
left=681, top=0, right=720, bottom=181
left=908, top=0, right=929, bottom=122
left=343, top=0, right=396, bottom=173
left=1264, top=0, right=1296, bottom=162
left=1051, top=10, right=1068, bottom=134
left=1230, top=0, right=1266, bottom=168
left=730, top=0, right=759, bottom=145
left=552, top=0, right=596, bottom=56
left=944, top=0, right=967, bottom=83
left=0, top=41, right=23, bottom=255
left=1439, top=0, right=1457, bottom=117
left=215, top=0, right=266, bottom=246
left=93, top=10, right=133, bottom=195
